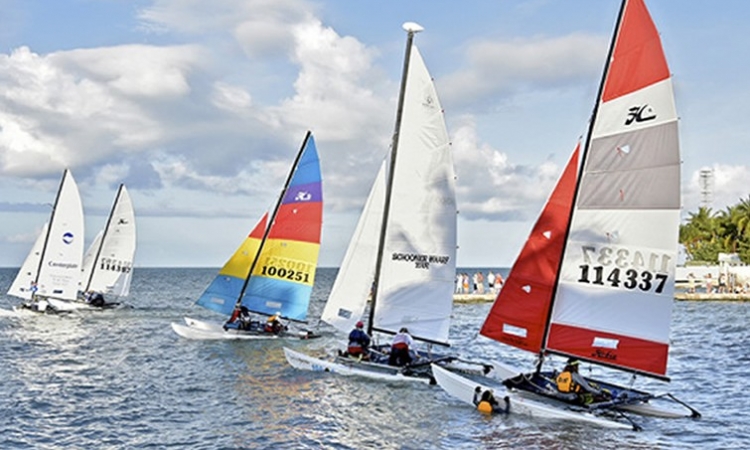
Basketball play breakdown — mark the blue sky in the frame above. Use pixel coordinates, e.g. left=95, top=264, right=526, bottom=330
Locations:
left=0, top=0, right=748, bottom=268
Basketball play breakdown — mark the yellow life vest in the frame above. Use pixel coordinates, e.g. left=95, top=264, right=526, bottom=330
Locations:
left=556, top=371, right=580, bottom=393
left=477, top=400, right=493, bottom=414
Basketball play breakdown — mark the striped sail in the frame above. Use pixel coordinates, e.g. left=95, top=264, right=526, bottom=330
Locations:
left=371, top=45, right=457, bottom=346
left=36, top=170, right=85, bottom=301
left=480, top=146, right=579, bottom=353
left=196, top=214, right=268, bottom=315
left=240, top=134, right=323, bottom=321
left=547, top=0, right=679, bottom=378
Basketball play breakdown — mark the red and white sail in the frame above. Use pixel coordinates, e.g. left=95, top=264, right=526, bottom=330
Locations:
left=480, top=146, right=579, bottom=353
left=547, top=0, right=679, bottom=378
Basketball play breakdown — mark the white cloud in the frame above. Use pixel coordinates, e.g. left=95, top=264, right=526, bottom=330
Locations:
left=451, top=115, right=565, bottom=221
left=441, top=33, right=607, bottom=109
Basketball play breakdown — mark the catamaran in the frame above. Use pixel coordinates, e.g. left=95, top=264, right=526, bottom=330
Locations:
left=48, top=183, right=137, bottom=311
left=433, top=0, right=701, bottom=429
left=284, top=23, right=489, bottom=383
left=7, top=170, right=85, bottom=314
left=171, top=131, right=323, bottom=340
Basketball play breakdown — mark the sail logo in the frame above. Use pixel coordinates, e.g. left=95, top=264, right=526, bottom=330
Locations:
left=62, top=232, right=74, bottom=244
left=624, top=105, right=656, bottom=125
left=295, top=191, right=312, bottom=202
left=118, top=218, right=129, bottom=225
left=422, top=94, right=436, bottom=109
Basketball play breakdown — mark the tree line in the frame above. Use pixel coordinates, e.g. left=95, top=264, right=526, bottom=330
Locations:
left=680, top=197, right=750, bottom=264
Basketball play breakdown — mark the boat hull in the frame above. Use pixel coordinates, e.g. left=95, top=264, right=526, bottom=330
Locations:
left=431, top=364, right=634, bottom=429
left=491, top=360, right=696, bottom=419
left=283, top=347, right=436, bottom=384
left=171, top=317, right=319, bottom=341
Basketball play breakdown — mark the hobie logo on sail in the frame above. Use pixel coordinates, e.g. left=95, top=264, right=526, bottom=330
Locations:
left=295, top=191, right=312, bottom=202
left=62, top=232, right=74, bottom=244
left=625, top=104, right=656, bottom=125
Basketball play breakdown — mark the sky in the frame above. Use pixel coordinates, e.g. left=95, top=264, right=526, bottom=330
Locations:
left=0, top=0, right=748, bottom=268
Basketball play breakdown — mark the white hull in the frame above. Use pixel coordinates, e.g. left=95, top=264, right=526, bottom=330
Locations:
left=484, top=360, right=694, bottom=419
left=283, top=347, right=433, bottom=384
left=47, top=298, right=97, bottom=312
left=172, top=317, right=318, bottom=341
left=431, top=364, right=634, bottom=430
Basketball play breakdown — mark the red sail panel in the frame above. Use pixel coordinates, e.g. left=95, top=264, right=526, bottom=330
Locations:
left=267, top=203, right=323, bottom=244
left=546, top=323, right=668, bottom=377
left=479, top=145, right=579, bottom=353
left=601, top=0, right=670, bottom=102
left=249, top=213, right=268, bottom=239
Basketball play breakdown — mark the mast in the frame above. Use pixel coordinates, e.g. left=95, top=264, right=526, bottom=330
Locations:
left=233, top=131, right=313, bottom=317
left=84, top=184, right=123, bottom=292
left=33, top=170, right=69, bottom=292
left=536, top=0, right=628, bottom=373
left=367, top=22, right=423, bottom=337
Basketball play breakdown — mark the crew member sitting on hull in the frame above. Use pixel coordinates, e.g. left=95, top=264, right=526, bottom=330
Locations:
left=473, top=387, right=510, bottom=414
left=265, top=312, right=285, bottom=334
left=224, top=306, right=257, bottom=331
left=84, top=290, right=105, bottom=307
left=347, top=321, right=371, bottom=359
left=556, top=358, right=611, bottom=405
left=388, top=327, right=414, bottom=366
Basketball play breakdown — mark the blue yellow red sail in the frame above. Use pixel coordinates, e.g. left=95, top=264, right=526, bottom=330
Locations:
left=195, top=132, right=323, bottom=321
left=241, top=135, right=323, bottom=321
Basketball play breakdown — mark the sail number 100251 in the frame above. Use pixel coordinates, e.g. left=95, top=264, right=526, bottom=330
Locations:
left=576, top=245, right=671, bottom=294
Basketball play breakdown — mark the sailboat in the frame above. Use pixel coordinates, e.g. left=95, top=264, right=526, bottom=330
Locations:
left=68, top=183, right=137, bottom=310
left=432, top=0, right=701, bottom=429
left=284, top=23, right=488, bottom=383
left=171, top=131, right=323, bottom=340
left=7, top=170, right=85, bottom=314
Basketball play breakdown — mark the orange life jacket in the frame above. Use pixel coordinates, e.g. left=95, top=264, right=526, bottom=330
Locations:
left=556, top=371, right=581, bottom=393
left=477, top=400, right=493, bottom=414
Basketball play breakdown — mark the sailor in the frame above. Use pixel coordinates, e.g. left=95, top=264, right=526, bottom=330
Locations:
left=473, top=386, right=510, bottom=414
left=556, top=358, right=609, bottom=404
left=347, top=321, right=371, bottom=359
left=388, top=327, right=414, bottom=366
left=265, top=311, right=285, bottom=334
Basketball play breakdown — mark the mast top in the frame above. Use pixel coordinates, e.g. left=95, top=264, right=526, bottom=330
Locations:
left=402, top=22, right=424, bottom=34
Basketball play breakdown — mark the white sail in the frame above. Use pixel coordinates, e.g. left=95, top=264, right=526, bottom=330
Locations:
left=320, top=162, right=386, bottom=333
left=80, top=230, right=103, bottom=290
left=36, top=170, right=85, bottom=301
left=372, top=46, right=457, bottom=345
left=84, top=184, right=136, bottom=297
left=7, top=223, right=49, bottom=300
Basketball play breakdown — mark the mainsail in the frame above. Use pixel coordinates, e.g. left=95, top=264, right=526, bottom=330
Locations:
left=321, top=33, right=456, bottom=346
left=34, top=170, right=85, bottom=301
left=82, top=184, right=137, bottom=297
left=481, top=0, right=678, bottom=379
left=196, top=132, right=323, bottom=322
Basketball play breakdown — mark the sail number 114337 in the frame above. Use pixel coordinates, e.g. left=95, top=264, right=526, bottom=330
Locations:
left=576, top=245, right=671, bottom=294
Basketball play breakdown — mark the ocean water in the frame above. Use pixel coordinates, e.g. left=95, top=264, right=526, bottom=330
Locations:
left=0, top=267, right=748, bottom=449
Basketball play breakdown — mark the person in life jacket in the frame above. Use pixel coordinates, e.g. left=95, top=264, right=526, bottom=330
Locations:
left=556, top=358, right=609, bottom=404
left=264, top=312, right=285, bottom=334
left=473, top=386, right=510, bottom=414
left=347, top=321, right=371, bottom=359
